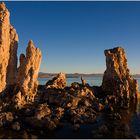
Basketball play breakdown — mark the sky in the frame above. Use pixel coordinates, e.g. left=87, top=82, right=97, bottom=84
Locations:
left=5, top=1, right=140, bottom=74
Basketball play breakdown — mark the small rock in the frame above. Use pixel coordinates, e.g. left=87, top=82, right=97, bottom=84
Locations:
left=71, top=82, right=80, bottom=89
left=114, top=113, right=121, bottom=120
left=35, top=103, right=51, bottom=120
left=98, top=124, right=108, bottom=134
left=67, top=102, right=72, bottom=108
left=12, top=122, right=20, bottom=131
left=55, top=107, right=64, bottom=119
left=0, top=112, right=14, bottom=127
left=22, top=131, right=29, bottom=139
left=31, top=135, right=38, bottom=139
left=73, top=124, right=80, bottom=131
left=47, top=121, right=57, bottom=131
left=5, top=112, right=14, bottom=121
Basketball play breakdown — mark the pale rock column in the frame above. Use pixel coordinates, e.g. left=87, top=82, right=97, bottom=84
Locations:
left=0, top=2, right=11, bottom=92
left=6, top=25, right=18, bottom=85
left=102, top=47, right=139, bottom=100
left=15, top=40, right=42, bottom=109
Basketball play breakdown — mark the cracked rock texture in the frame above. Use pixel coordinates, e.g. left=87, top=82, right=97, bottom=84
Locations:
left=0, top=2, right=11, bottom=92
left=102, top=47, right=139, bottom=99
left=0, top=2, right=19, bottom=90
left=15, top=40, right=42, bottom=109
left=6, top=25, right=18, bottom=85
left=46, top=73, right=66, bottom=89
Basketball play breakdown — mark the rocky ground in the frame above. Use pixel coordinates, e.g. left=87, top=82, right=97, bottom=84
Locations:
left=0, top=73, right=138, bottom=138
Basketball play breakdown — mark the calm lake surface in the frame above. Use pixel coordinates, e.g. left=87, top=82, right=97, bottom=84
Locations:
left=38, top=76, right=140, bottom=89
left=38, top=76, right=102, bottom=86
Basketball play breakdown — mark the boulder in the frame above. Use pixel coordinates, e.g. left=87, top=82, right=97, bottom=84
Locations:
left=73, top=123, right=80, bottom=131
left=0, top=112, right=14, bottom=127
left=35, top=103, right=51, bottom=120
left=46, top=72, right=66, bottom=89
left=54, top=107, right=64, bottom=119
left=14, top=91, right=26, bottom=109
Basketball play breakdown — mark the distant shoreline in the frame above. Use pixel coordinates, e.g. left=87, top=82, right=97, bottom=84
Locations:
left=38, top=72, right=140, bottom=78
left=38, top=72, right=103, bottom=78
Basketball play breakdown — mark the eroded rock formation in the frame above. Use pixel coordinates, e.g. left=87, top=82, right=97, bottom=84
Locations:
left=6, top=25, right=18, bottom=85
left=46, top=72, right=66, bottom=89
left=14, top=40, right=42, bottom=109
left=102, top=47, right=139, bottom=100
left=0, top=2, right=11, bottom=92
left=0, top=2, right=42, bottom=108
left=0, top=2, right=19, bottom=90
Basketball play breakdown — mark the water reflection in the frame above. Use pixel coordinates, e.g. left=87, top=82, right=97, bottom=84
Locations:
left=91, top=99, right=140, bottom=139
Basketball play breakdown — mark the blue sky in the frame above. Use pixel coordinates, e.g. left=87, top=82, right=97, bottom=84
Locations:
left=5, top=1, right=140, bottom=74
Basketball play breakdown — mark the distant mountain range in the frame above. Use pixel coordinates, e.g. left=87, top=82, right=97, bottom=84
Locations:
left=39, top=72, right=140, bottom=78
left=38, top=72, right=103, bottom=78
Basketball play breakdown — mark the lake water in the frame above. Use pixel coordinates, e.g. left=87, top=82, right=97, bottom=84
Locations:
left=38, top=76, right=102, bottom=86
left=38, top=76, right=140, bottom=89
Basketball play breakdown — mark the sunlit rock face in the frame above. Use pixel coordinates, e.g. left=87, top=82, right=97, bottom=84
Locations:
left=0, top=2, right=18, bottom=89
left=102, top=47, right=139, bottom=99
left=46, top=73, right=66, bottom=89
left=15, top=40, right=42, bottom=109
left=6, top=25, right=18, bottom=85
left=0, top=2, right=11, bottom=92
left=0, top=2, right=42, bottom=109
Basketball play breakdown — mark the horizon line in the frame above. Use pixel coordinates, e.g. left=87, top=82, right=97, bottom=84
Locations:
left=39, top=72, right=140, bottom=75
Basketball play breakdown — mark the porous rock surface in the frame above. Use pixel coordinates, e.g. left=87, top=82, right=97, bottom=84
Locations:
left=0, top=2, right=19, bottom=89
left=46, top=72, right=66, bottom=89
left=102, top=47, right=139, bottom=100
left=0, top=2, right=11, bottom=92
left=6, top=25, right=18, bottom=85
left=14, top=40, right=42, bottom=109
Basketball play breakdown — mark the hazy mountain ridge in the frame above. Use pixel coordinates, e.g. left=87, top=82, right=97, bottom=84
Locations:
left=39, top=72, right=140, bottom=78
